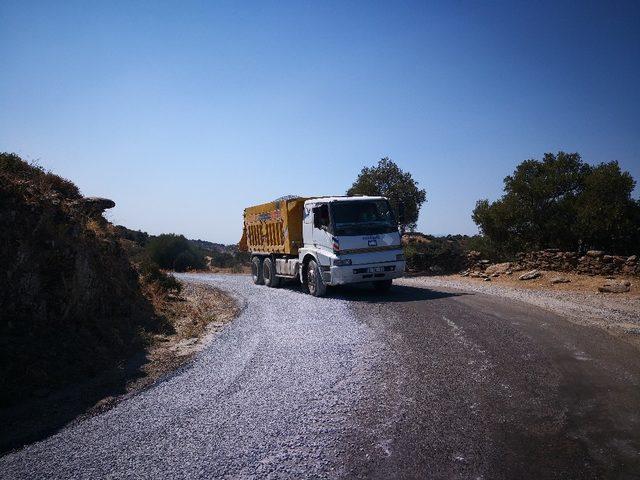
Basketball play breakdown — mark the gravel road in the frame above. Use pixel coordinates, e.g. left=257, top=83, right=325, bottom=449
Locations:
left=2, top=273, right=639, bottom=479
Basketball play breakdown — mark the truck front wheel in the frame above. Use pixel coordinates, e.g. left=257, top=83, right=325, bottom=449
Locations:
left=306, top=259, right=327, bottom=297
left=251, top=256, right=264, bottom=285
left=263, top=258, right=280, bottom=288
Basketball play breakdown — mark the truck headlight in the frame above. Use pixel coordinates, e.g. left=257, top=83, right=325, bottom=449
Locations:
left=333, top=259, right=352, bottom=266
left=396, top=253, right=405, bottom=261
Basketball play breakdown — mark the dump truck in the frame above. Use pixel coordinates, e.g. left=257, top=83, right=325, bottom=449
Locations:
left=238, top=196, right=406, bottom=296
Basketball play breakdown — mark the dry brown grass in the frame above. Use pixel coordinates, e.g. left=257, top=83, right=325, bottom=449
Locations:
left=130, top=282, right=239, bottom=390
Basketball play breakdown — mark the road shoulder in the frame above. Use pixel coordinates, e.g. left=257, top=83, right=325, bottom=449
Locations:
left=398, top=275, right=640, bottom=350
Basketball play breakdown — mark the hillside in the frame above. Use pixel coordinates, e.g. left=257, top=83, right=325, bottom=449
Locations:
left=0, top=153, right=175, bottom=411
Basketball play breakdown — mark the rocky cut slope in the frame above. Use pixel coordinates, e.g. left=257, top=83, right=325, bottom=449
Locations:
left=0, top=153, right=171, bottom=409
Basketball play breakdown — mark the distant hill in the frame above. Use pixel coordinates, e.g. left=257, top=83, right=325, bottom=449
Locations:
left=189, top=238, right=237, bottom=254
left=113, top=227, right=237, bottom=255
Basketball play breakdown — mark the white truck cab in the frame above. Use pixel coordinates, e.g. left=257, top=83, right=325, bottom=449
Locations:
left=297, top=196, right=405, bottom=296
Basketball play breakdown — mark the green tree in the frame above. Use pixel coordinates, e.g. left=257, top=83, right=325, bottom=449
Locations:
left=145, top=234, right=205, bottom=270
left=473, top=152, right=640, bottom=255
left=347, top=157, right=427, bottom=233
left=575, top=161, right=640, bottom=253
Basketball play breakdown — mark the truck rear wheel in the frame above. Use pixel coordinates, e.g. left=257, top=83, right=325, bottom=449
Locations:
left=263, top=258, right=280, bottom=288
left=306, top=259, right=327, bottom=297
left=251, top=256, right=264, bottom=285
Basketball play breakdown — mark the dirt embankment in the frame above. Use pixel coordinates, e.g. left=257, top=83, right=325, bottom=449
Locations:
left=0, top=153, right=238, bottom=452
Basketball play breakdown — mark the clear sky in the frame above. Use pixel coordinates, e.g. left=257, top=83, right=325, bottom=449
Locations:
left=2, top=1, right=639, bottom=244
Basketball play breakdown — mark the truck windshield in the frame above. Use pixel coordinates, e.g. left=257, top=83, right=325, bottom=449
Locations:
left=331, top=200, right=398, bottom=236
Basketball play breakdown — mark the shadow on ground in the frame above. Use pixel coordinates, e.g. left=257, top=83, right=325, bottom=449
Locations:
left=276, top=280, right=467, bottom=303
left=0, top=352, right=149, bottom=455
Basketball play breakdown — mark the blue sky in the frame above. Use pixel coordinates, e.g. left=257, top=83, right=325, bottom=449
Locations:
left=1, top=1, right=639, bottom=244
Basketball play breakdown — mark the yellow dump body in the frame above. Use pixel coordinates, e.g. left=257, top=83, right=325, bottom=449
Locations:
left=239, top=197, right=309, bottom=255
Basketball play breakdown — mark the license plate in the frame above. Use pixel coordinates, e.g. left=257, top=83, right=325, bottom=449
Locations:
left=374, top=267, right=383, bottom=272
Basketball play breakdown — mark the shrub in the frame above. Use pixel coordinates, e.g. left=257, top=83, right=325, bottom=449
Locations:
left=0, top=152, right=81, bottom=199
left=139, top=258, right=182, bottom=293
left=145, top=234, right=205, bottom=271
left=173, top=251, right=199, bottom=272
left=210, top=252, right=235, bottom=268
left=403, top=234, right=467, bottom=273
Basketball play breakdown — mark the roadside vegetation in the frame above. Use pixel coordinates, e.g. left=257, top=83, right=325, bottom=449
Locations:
left=473, top=152, right=640, bottom=257
left=355, top=153, right=639, bottom=273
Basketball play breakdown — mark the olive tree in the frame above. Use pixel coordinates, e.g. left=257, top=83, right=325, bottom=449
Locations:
left=347, top=157, right=427, bottom=233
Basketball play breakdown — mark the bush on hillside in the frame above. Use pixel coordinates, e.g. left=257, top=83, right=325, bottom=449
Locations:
left=403, top=234, right=468, bottom=274
left=145, top=234, right=205, bottom=271
left=138, top=258, right=182, bottom=294
left=0, top=152, right=81, bottom=199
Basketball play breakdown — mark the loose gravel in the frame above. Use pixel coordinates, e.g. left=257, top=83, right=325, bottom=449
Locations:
left=398, top=276, right=640, bottom=341
left=0, top=274, right=388, bottom=479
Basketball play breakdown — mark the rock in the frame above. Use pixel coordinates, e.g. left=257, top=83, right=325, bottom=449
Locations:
left=483, top=277, right=491, bottom=281
left=479, top=259, right=491, bottom=265
left=75, top=197, right=116, bottom=216
left=627, top=255, right=637, bottom=263
left=586, top=250, right=604, bottom=257
left=550, top=276, right=571, bottom=284
left=598, top=280, right=631, bottom=293
left=485, top=262, right=512, bottom=275
left=519, top=270, right=542, bottom=281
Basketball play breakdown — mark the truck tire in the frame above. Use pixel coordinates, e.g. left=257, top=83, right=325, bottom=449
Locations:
left=263, top=258, right=280, bottom=288
left=373, top=279, right=393, bottom=292
left=251, top=256, right=264, bottom=285
left=306, top=259, right=327, bottom=297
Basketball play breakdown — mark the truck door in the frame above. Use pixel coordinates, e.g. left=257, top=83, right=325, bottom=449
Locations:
left=312, top=203, right=333, bottom=252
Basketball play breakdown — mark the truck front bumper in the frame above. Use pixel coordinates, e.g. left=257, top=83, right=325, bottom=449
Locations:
left=325, top=261, right=406, bottom=286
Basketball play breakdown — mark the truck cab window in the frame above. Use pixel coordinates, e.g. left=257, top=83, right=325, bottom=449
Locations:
left=313, top=204, right=330, bottom=231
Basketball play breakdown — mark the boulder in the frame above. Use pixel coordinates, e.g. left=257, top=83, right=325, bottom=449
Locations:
left=586, top=250, right=604, bottom=257
left=598, top=280, right=631, bottom=293
left=485, top=262, right=512, bottom=276
left=74, top=197, right=116, bottom=216
left=519, top=270, right=542, bottom=281
left=550, top=276, right=571, bottom=284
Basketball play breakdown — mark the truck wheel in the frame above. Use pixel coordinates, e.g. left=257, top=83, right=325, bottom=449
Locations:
left=306, top=259, right=327, bottom=297
left=373, top=279, right=393, bottom=292
left=251, top=256, right=264, bottom=285
left=263, top=258, right=280, bottom=288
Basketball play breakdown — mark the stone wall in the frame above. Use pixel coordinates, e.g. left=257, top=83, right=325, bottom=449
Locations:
left=516, top=249, right=638, bottom=276
left=465, top=249, right=639, bottom=276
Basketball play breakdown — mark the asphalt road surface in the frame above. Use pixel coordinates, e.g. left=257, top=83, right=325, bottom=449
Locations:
left=2, top=273, right=640, bottom=479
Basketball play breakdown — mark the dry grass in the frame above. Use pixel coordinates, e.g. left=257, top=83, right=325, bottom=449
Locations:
left=131, top=282, right=239, bottom=390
